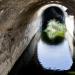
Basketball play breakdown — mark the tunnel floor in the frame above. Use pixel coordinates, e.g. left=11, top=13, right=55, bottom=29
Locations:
left=8, top=44, right=75, bottom=75
left=8, top=54, right=68, bottom=75
left=8, top=56, right=75, bottom=75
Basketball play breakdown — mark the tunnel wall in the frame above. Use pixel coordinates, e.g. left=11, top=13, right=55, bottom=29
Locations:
left=0, top=0, right=75, bottom=75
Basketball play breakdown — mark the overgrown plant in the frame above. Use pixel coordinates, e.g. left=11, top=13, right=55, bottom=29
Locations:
left=42, top=20, right=67, bottom=45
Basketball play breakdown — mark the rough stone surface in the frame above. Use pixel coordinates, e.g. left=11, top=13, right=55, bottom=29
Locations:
left=0, top=0, right=75, bottom=75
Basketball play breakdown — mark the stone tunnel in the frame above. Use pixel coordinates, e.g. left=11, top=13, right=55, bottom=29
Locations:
left=0, top=0, right=75, bottom=75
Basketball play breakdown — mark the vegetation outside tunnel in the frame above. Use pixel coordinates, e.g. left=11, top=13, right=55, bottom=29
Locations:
left=41, top=20, right=66, bottom=45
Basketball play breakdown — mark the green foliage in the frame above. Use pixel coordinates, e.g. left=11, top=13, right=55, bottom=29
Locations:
left=44, top=20, right=66, bottom=39
left=41, top=20, right=66, bottom=45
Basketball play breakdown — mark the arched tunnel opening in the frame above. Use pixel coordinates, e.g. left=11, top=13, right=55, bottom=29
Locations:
left=8, top=4, right=74, bottom=75
left=37, top=5, right=73, bottom=71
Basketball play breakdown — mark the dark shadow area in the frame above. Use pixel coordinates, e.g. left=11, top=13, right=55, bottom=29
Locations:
left=41, top=32, right=64, bottom=45
left=42, top=6, right=65, bottom=30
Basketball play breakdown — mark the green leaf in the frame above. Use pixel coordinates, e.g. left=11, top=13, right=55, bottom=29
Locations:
left=43, top=20, right=66, bottom=39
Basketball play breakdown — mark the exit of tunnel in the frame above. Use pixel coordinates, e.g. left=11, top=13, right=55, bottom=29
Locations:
left=37, top=4, right=74, bottom=71
left=8, top=3, right=75, bottom=75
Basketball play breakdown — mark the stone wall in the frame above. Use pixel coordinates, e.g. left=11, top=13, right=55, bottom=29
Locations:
left=0, top=0, right=75, bottom=75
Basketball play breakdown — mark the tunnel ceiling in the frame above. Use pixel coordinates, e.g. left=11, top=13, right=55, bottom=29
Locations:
left=27, top=0, right=75, bottom=17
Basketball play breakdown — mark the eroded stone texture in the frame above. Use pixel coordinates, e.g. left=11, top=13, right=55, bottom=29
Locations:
left=0, top=0, right=75, bottom=75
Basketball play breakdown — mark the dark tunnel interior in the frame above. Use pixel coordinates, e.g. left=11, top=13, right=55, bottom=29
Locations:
left=42, top=6, right=65, bottom=30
